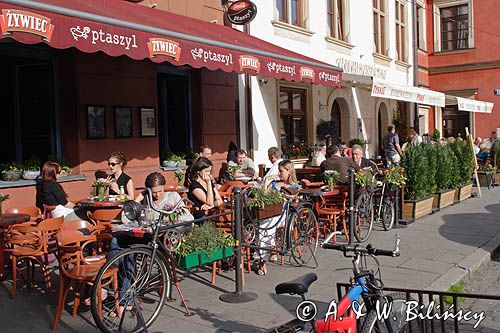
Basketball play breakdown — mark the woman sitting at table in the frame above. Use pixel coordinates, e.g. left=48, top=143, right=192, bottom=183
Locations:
left=187, top=157, right=223, bottom=219
left=107, top=151, right=135, bottom=200
left=135, top=172, right=194, bottom=223
left=36, top=161, right=80, bottom=221
left=255, top=160, right=300, bottom=275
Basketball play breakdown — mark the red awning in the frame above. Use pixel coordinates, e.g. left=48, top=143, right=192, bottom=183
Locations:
left=0, top=0, right=342, bottom=87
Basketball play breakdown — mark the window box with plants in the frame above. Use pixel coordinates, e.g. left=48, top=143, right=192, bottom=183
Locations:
left=283, top=142, right=311, bottom=168
left=21, top=156, right=41, bottom=180
left=449, top=140, right=474, bottom=203
left=432, top=145, right=458, bottom=211
left=175, top=223, right=235, bottom=270
left=1, top=162, right=23, bottom=182
left=245, top=187, right=286, bottom=220
left=161, top=150, right=186, bottom=169
left=401, top=145, right=434, bottom=221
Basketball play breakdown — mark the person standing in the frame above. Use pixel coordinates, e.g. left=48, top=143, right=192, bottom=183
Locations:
left=107, top=151, right=135, bottom=200
left=383, top=125, right=403, bottom=166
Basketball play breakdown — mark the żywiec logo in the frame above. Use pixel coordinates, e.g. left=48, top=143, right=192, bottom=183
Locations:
left=300, top=66, right=315, bottom=82
left=0, top=9, right=54, bottom=42
left=147, top=38, right=181, bottom=61
left=239, top=55, right=260, bottom=73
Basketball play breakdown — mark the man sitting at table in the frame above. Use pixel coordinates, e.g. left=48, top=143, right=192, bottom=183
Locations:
left=225, top=149, right=256, bottom=180
left=352, top=145, right=374, bottom=169
left=320, top=144, right=360, bottom=182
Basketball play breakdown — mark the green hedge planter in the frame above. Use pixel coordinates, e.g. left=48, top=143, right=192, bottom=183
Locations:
left=432, top=189, right=455, bottom=211
left=177, top=246, right=234, bottom=269
left=403, top=195, right=434, bottom=221
left=454, top=183, right=472, bottom=203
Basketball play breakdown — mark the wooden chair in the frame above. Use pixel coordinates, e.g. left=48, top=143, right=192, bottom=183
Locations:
left=61, top=220, right=111, bottom=260
left=52, top=229, right=119, bottom=330
left=87, top=209, right=122, bottom=231
left=5, top=216, right=63, bottom=301
left=317, top=188, right=349, bottom=243
left=43, top=204, right=57, bottom=219
left=5, top=206, right=42, bottom=221
left=218, top=181, right=245, bottom=200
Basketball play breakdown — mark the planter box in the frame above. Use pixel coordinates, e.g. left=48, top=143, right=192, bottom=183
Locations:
left=495, top=173, right=500, bottom=185
left=177, top=246, right=234, bottom=269
left=432, top=189, right=455, bottom=211
left=252, top=203, right=283, bottom=220
left=454, top=183, right=473, bottom=203
left=477, top=172, right=494, bottom=187
left=403, top=196, right=434, bottom=221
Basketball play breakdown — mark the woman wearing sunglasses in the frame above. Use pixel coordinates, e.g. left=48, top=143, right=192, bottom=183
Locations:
left=107, top=151, right=135, bottom=200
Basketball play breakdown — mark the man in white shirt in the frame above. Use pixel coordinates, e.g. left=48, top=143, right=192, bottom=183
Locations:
left=264, top=147, right=283, bottom=179
left=409, top=127, right=423, bottom=147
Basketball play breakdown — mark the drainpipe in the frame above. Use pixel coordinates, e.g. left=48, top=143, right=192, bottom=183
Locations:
left=412, top=0, right=419, bottom=132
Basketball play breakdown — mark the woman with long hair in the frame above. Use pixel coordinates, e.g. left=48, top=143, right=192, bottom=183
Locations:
left=187, top=157, right=223, bottom=219
left=107, top=151, right=135, bottom=200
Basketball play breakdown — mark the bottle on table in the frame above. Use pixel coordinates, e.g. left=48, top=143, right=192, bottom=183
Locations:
left=119, top=185, right=127, bottom=201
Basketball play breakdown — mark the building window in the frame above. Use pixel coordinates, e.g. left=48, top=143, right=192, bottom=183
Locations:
left=440, top=4, right=469, bottom=51
left=416, top=3, right=426, bottom=50
left=373, top=0, right=387, bottom=55
left=395, top=0, right=407, bottom=61
left=279, top=87, right=307, bottom=148
left=277, top=0, right=303, bottom=27
left=327, top=0, right=347, bottom=41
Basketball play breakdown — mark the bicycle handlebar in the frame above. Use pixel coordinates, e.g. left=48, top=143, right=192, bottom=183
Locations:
left=321, top=234, right=401, bottom=258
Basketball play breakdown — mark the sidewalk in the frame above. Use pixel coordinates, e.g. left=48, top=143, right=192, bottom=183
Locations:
left=1, top=188, right=499, bottom=332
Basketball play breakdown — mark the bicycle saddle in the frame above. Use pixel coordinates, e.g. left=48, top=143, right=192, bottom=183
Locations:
left=275, top=273, right=317, bottom=295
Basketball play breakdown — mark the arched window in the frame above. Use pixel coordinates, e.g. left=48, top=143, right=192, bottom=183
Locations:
left=331, top=99, right=342, bottom=141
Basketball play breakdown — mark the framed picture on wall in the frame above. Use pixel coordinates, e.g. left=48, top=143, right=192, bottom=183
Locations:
left=86, top=105, right=106, bottom=139
left=114, top=106, right=133, bottom=138
left=140, top=107, right=156, bottom=137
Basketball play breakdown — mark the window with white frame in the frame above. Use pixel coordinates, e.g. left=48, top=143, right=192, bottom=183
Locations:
left=395, top=0, right=407, bottom=61
left=373, top=0, right=388, bottom=55
left=440, top=3, right=470, bottom=51
left=327, top=0, right=348, bottom=42
left=277, top=0, right=304, bottom=27
left=416, top=1, right=426, bottom=50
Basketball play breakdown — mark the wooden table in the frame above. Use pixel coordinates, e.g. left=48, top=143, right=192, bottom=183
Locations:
left=299, top=188, right=340, bottom=213
left=0, top=213, right=30, bottom=281
left=78, top=198, right=124, bottom=209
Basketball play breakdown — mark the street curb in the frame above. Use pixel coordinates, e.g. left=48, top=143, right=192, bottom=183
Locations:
left=425, top=231, right=500, bottom=291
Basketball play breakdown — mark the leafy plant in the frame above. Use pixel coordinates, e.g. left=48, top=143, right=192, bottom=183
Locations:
left=384, top=166, right=406, bottom=189
left=450, top=140, right=474, bottom=186
left=173, top=169, right=184, bottom=183
left=228, top=164, right=242, bottom=178
left=448, top=146, right=460, bottom=189
left=245, top=187, right=286, bottom=210
left=283, top=142, right=311, bottom=159
left=431, top=129, right=441, bottom=142
left=348, top=138, right=365, bottom=148
left=322, top=170, right=340, bottom=189
left=91, top=178, right=111, bottom=187
left=23, top=155, right=41, bottom=171
left=493, top=142, right=500, bottom=168
left=316, top=120, right=338, bottom=142
left=355, top=169, right=375, bottom=189
left=176, top=223, right=235, bottom=257
left=0, top=162, right=22, bottom=172
left=444, top=280, right=466, bottom=308
left=435, top=145, right=453, bottom=192
left=401, top=146, right=429, bottom=201
left=422, top=143, right=437, bottom=195
left=162, top=149, right=184, bottom=163
left=0, top=193, right=9, bottom=203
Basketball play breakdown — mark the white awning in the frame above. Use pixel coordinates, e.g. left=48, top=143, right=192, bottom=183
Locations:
left=445, top=95, right=494, bottom=113
left=371, top=79, right=445, bottom=107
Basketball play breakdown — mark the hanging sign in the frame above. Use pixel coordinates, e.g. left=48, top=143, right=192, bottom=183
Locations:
left=225, top=0, right=257, bottom=25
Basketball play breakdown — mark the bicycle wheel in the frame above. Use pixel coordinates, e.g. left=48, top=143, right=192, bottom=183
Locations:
left=354, top=191, right=374, bottom=243
left=360, top=293, right=422, bottom=332
left=91, top=247, right=170, bottom=333
left=380, top=199, right=395, bottom=231
left=288, top=206, right=319, bottom=267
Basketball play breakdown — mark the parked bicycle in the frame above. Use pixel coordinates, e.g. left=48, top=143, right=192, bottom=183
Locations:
left=270, top=232, right=421, bottom=332
left=90, top=190, right=194, bottom=333
left=242, top=190, right=319, bottom=267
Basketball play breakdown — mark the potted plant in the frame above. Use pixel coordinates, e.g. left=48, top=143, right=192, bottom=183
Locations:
left=91, top=178, right=111, bottom=201
left=1, top=162, right=23, bottom=182
left=21, top=156, right=41, bottom=180
left=246, top=186, right=286, bottom=220
left=400, top=146, right=434, bottom=221
left=173, top=169, right=185, bottom=189
left=323, top=170, right=340, bottom=190
left=348, top=138, right=365, bottom=148
left=283, top=142, right=311, bottom=168
left=492, top=142, right=500, bottom=184
left=0, top=193, right=9, bottom=217
left=162, top=150, right=183, bottom=168
left=176, top=223, right=235, bottom=269
left=384, top=166, right=406, bottom=190
left=432, top=145, right=455, bottom=211
left=354, top=169, right=375, bottom=190
left=315, top=120, right=337, bottom=143
left=450, top=140, right=474, bottom=202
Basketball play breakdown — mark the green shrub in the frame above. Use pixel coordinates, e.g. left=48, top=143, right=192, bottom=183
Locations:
left=435, top=145, right=452, bottom=192
left=448, top=146, right=460, bottom=189
left=450, top=140, right=474, bottom=186
left=401, top=146, right=429, bottom=201
left=316, top=120, right=337, bottom=142
left=176, top=223, right=235, bottom=257
left=493, top=142, right=500, bottom=168
left=422, top=143, right=437, bottom=195
left=431, top=129, right=441, bottom=142
left=348, top=138, right=365, bottom=148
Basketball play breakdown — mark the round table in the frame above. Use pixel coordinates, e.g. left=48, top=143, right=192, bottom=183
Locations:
left=0, top=213, right=30, bottom=281
left=78, top=198, right=124, bottom=209
left=164, top=186, right=188, bottom=194
left=299, top=188, right=340, bottom=214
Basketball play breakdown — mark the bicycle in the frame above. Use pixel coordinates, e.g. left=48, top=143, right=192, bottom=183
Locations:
left=371, top=171, right=396, bottom=231
left=270, top=231, right=421, bottom=332
left=242, top=190, right=320, bottom=267
left=89, top=190, right=194, bottom=333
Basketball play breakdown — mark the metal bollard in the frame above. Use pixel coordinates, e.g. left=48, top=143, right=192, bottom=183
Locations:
left=220, top=187, right=257, bottom=303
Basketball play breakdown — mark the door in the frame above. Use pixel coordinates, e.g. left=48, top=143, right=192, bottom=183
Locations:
left=442, top=106, right=470, bottom=138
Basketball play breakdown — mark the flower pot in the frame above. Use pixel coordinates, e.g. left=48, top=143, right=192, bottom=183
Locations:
left=403, top=196, right=434, bottom=221
left=2, top=170, right=22, bottom=181
left=199, top=247, right=224, bottom=264
left=432, top=189, right=455, bottom=211
left=22, top=170, right=40, bottom=180
left=290, top=158, right=309, bottom=169
left=177, top=246, right=233, bottom=269
left=252, top=203, right=283, bottom=220
left=477, top=172, right=494, bottom=187
left=162, top=160, right=179, bottom=168
left=454, top=183, right=472, bottom=203
left=59, top=169, right=72, bottom=177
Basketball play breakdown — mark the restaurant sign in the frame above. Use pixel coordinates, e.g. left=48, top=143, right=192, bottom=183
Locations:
left=147, top=38, right=181, bottom=61
left=225, top=0, right=257, bottom=25
left=371, top=79, right=445, bottom=107
left=300, top=67, right=315, bottom=82
left=456, top=97, right=493, bottom=113
left=0, top=9, right=54, bottom=42
left=239, top=55, right=260, bottom=73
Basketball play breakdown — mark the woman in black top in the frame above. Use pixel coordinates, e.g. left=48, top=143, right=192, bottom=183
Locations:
left=188, top=157, right=223, bottom=219
left=36, top=161, right=77, bottom=220
left=107, top=151, right=135, bottom=200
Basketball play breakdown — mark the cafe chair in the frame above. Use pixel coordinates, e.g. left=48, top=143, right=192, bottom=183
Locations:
left=5, top=216, right=63, bottom=301
left=43, top=205, right=57, bottom=219
left=5, top=206, right=42, bottom=221
left=317, top=190, right=349, bottom=243
left=87, top=209, right=122, bottom=231
left=60, top=220, right=111, bottom=261
left=53, top=229, right=119, bottom=330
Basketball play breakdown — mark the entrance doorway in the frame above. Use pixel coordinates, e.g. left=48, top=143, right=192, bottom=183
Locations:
left=442, top=106, right=470, bottom=138
left=377, top=102, right=389, bottom=155
left=0, top=55, right=54, bottom=164
left=157, top=73, right=191, bottom=157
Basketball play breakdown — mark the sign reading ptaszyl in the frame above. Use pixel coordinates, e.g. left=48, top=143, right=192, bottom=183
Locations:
left=225, top=0, right=257, bottom=25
